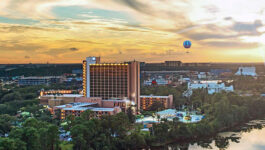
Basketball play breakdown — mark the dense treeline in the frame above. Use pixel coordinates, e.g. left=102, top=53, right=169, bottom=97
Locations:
left=140, top=63, right=265, bottom=73
left=0, top=118, right=59, bottom=150
left=0, top=85, right=41, bottom=115
left=0, top=64, right=81, bottom=77
left=0, top=84, right=81, bottom=115
left=233, top=76, right=265, bottom=93
left=65, top=112, right=148, bottom=150
left=0, top=111, right=147, bottom=150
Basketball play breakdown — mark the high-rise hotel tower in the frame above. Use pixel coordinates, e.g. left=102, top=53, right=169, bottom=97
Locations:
left=83, top=57, right=140, bottom=110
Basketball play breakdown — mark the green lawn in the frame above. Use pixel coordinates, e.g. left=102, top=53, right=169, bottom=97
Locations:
left=60, top=142, right=73, bottom=150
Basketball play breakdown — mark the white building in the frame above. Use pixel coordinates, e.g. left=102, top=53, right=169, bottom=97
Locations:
left=144, top=77, right=170, bottom=86
left=198, top=72, right=207, bottom=79
left=83, top=57, right=100, bottom=97
left=185, top=80, right=234, bottom=96
left=235, top=67, right=257, bottom=76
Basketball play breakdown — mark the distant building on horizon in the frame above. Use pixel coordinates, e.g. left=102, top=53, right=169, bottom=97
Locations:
left=235, top=67, right=257, bottom=76
left=184, top=80, right=234, bottom=96
left=164, top=61, right=182, bottom=67
left=72, top=69, right=83, bottom=75
left=18, top=76, right=62, bottom=86
left=144, top=77, right=170, bottom=86
left=210, top=69, right=232, bottom=76
left=82, top=57, right=141, bottom=110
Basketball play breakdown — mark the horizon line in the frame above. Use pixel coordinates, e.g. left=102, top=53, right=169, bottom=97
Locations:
left=0, top=62, right=265, bottom=65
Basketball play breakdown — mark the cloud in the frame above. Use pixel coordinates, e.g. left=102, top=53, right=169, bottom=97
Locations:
left=44, top=47, right=82, bottom=57
left=0, top=24, right=58, bottom=33
left=203, top=41, right=259, bottom=49
left=1, top=0, right=265, bottom=63
left=182, top=20, right=264, bottom=42
left=185, top=32, right=236, bottom=41
left=104, top=26, right=146, bottom=32
left=224, top=17, right=233, bottom=21
left=204, top=5, right=219, bottom=14
left=69, top=47, right=78, bottom=51
left=70, top=21, right=102, bottom=25
left=231, top=20, right=263, bottom=35
left=0, top=40, right=43, bottom=52
left=116, top=0, right=153, bottom=15
left=43, top=48, right=68, bottom=56
left=24, top=56, right=30, bottom=59
left=61, top=39, right=102, bottom=44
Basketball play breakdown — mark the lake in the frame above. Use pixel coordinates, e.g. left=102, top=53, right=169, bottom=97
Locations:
left=163, top=120, right=265, bottom=150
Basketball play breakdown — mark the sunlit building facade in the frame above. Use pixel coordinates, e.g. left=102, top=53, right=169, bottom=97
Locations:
left=83, top=57, right=140, bottom=110
left=83, top=57, right=100, bottom=97
left=140, top=95, right=173, bottom=111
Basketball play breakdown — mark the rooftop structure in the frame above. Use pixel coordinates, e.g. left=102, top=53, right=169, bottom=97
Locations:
left=39, top=94, right=91, bottom=107
left=40, top=89, right=75, bottom=96
left=54, top=102, right=121, bottom=119
left=41, top=94, right=84, bottom=98
left=55, top=102, right=98, bottom=109
left=101, top=99, right=132, bottom=112
left=40, top=94, right=133, bottom=113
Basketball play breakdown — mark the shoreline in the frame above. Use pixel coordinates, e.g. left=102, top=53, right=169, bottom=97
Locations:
left=146, top=117, right=265, bottom=148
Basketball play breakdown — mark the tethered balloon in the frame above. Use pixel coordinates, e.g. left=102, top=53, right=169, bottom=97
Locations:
left=183, top=40, right=192, bottom=53
left=183, top=40, right=192, bottom=48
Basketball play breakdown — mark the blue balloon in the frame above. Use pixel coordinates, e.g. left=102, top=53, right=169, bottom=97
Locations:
left=183, top=40, right=192, bottom=48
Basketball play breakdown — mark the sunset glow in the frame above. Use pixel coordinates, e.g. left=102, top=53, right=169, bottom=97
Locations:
left=1, top=0, right=265, bottom=63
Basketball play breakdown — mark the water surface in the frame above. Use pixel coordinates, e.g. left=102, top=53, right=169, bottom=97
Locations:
left=166, top=120, right=265, bottom=150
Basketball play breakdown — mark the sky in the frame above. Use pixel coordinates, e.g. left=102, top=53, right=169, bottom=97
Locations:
left=0, top=0, right=265, bottom=64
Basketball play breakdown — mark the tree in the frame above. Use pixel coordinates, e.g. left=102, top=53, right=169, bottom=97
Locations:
left=153, top=123, right=170, bottom=143
left=39, top=125, right=59, bottom=150
left=215, top=137, right=229, bottom=150
left=0, top=114, right=15, bottom=135
left=23, top=118, right=39, bottom=128
left=71, top=124, right=90, bottom=150
left=22, top=127, right=40, bottom=150
left=80, top=110, right=92, bottom=121
left=1, top=92, right=22, bottom=103
left=109, top=113, right=130, bottom=138
left=0, top=137, right=26, bottom=150
left=127, top=106, right=136, bottom=123
left=9, top=118, right=60, bottom=150
left=23, top=93, right=37, bottom=100
left=125, top=131, right=147, bottom=149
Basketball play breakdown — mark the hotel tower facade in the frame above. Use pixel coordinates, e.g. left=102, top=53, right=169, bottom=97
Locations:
left=83, top=57, right=140, bottom=110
